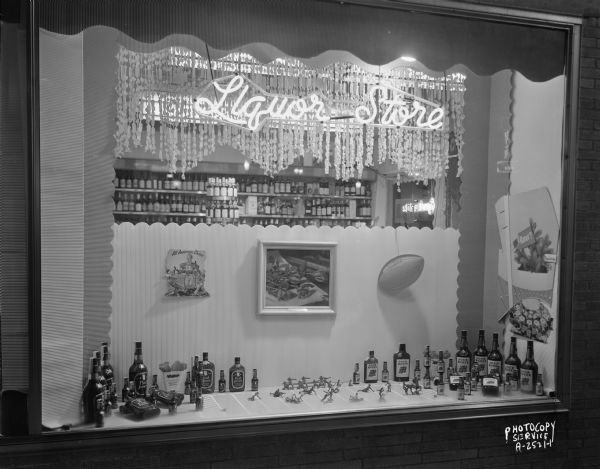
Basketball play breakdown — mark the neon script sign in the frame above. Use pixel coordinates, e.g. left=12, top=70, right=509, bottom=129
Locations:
left=193, top=75, right=444, bottom=132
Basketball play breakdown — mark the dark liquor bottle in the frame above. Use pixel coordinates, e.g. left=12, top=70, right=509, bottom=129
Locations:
left=200, top=352, right=215, bottom=394
left=251, top=369, right=259, bottom=391
left=436, top=372, right=445, bottom=396
left=101, top=342, right=116, bottom=407
left=487, top=333, right=503, bottom=380
left=121, top=377, right=130, bottom=402
left=457, top=377, right=465, bottom=400
left=229, top=357, right=246, bottom=392
left=82, top=357, right=104, bottom=424
left=218, top=370, right=226, bottom=393
left=504, top=337, right=521, bottom=387
left=436, top=351, right=445, bottom=378
left=149, top=374, right=159, bottom=398
left=423, top=346, right=431, bottom=389
left=364, top=350, right=379, bottom=383
left=456, top=330, right=471, bottom=377
left=94, top=351, right=107, bottom=401
left=192, top=355, right=200, bottom=387
left=184, top=371, right=191, bottom=395
left=353, top=363, right=360, bottom=384
left=128, top=341, right=148, bottom=397
left=464, top=372, right=472, bottom=395
left=393, top=344, right=411, bottom=382
left=473, top=330, right=488, bottom=378
left=190, top=379, right=198, bottom=404
left=520, top=340, right=538, bottom=393
left=381, top=361, right=390, bottom=382
left=448, top=359, right=461, bottom=391
left=414, top=359, right=421, bottom=383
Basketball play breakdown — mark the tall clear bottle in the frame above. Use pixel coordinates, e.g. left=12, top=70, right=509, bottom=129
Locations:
left=504, top=336, right=521, bottom=387
left=393, top=344, right=411, bottom=382
left=520, top=340, right=538, bottom=393
left=128, top=341, right=148, bottom=397
left=473, top=329, right=488, bottom=378
left=200, top=352, right=215, bottom=394
left=487, top=333, right=503, bottom=380
left=364, top=350, right=379, bottom=383
left=456, top=330, right=471, bottom=377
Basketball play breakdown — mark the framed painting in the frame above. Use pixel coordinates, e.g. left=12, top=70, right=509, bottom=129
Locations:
left=258, top=241, right=337, bottom=315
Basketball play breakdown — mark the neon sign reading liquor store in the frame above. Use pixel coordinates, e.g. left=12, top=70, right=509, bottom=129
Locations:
left=193, top=75, right=444, bottom=132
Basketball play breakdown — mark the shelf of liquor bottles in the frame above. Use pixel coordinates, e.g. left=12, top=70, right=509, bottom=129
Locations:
left=112, top=165, right=374, bottom=227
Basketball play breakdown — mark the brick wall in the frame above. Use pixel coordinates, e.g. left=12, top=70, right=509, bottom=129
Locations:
left=2, top=4, right=600, bottom=469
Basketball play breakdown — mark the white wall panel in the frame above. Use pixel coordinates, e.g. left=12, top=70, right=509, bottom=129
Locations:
left=111, top=224, right=459, bottom=389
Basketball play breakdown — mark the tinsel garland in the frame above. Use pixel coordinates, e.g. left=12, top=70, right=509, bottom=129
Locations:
left=114, top=47, right=466, bottom=183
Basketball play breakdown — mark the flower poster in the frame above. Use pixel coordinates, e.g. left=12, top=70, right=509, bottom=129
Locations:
left=165, top=249, right=209, bottom=297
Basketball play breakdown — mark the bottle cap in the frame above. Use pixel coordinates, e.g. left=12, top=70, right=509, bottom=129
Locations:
left=203, top=352, right=209, bottom=360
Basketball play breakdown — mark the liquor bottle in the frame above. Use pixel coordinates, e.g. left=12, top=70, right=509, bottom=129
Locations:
left=470, top=366, right=479, bottom=391
left=82, top=357, right=104, bottom=424
left=148, top=374, right=159, bottom=400
left=482, top=372, right=500, bottom=395
left=487, top=333, right=503, bottom=380
left=94, top=351, right=107, bottom=403
left=535, top=373, right=544, bottom=396
left=381, top=362, right=390, bottom=382
left=448, top=359, right=461, bottom=391
left=218, top=370, right=226, bottom=392
left=229, top=357, right=246, bottom=392
left=520, top=340, right=538, bottom=393
left=251, top=369, right=259, bottom=392
left=446, top=358, right=454, bottom=385
left=464, top=372, right=472, bottom=395
left=393, top=344, right=411, bottom=382
left=457, top=377, right=465, bottom=400
left=436, top=372, right=445, bottom=396
left=128, top=341, right=148, bottom=397
left=414, top=360, right=421, bottom=382
left=504, top=337, right=521, bottom=387
left=101, top=342, right=115, bottom=407
left=456, top=330, right=471, bottom=377
left=184, top=371, right=191, bottom=395
left=423, top=346, right=431, bottom=389
left=436, top=351, right=445, bottom=378
left=190, top=379, right=198, bottom=404
left=191, top=355, right=199, bottom=387
left=200, top=352, right=215, bottom=394
left=364, top=350, right=379, bottom=383
left=121, top=377, right=130, bottom=402
left=473, top=330, right=488, bottom=378
left=353, top=363, right=360, bottom=385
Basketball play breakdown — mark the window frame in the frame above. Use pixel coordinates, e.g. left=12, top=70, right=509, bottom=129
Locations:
left=15, top=0, right=581, bottom=443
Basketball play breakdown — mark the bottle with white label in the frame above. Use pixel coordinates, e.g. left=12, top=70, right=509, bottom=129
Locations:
left=456, top=330, right=472, bottom=377
left=353, top=363, right=360, bottom=384
left=364, top=350, right=379, bottom=383
left=200, top=352, right=215, bottom=394
left=487, top=333, right=503, bottom=380
left=423, top=346, right=431, bottom=389
left=520, top=341, right=538, bottom=393
left=473, top=329, right=488, bottom=378
left=381, top=361, right=390, bottom=382
left=393, top=344, right=411, bottom=382
left=229, top=357, right=245, bottom=392
left=504, top=336, right=521, bottom=387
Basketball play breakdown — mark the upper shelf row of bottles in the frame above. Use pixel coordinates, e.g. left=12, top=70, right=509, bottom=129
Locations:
left=113, top=173, right=372, bottom=198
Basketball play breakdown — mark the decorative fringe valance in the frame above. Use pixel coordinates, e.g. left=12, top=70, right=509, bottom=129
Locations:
left=114, top=46, right=466, bottom=184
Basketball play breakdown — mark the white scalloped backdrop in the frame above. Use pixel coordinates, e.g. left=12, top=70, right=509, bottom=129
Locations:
left=110, top=224, right=460, bottom=391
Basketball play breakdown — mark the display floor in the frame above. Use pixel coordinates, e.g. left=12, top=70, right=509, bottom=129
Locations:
left=98, top=381, right=550, bottom=430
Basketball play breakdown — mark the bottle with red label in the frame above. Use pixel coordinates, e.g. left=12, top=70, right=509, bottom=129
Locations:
left=364, top=350, right=379, bottom=383
left=520, top=340, right=538, bottom=393
left=456, top=330, right=472, bottom=377
left=229, top=357, right=246, bottom=392
left=393, top=344, right=411, bottom=382
left=128, top=341, right=148, bottom=397
left=473, top=329, right=488, bottom=378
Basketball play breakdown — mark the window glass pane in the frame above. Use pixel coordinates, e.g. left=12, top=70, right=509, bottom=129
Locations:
left=37, top=1, right=567, bottom=431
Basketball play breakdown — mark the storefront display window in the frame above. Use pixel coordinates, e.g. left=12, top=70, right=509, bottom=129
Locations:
left=25, top=0, right=577, bottom=435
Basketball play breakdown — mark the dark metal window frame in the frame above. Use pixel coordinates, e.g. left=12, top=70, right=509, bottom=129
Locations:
left=6, top=0, right=581, bottom=450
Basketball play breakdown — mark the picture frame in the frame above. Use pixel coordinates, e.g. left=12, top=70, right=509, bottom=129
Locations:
left=258, top=241, right=337, bottom=315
